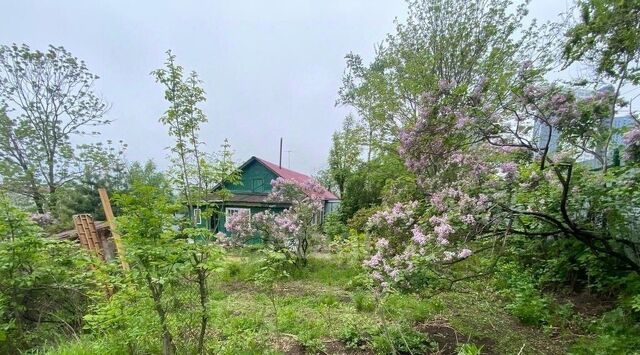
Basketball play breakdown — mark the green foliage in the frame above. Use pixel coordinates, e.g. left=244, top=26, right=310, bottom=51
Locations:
left=371, top=322, right=435, bottom=354
left=341, top=153, right=408, bottom=221
left=322, top=211, right=348, bottom=240
left=113, top=184, right=188, bottom=354
left=338, top=315, right=378, bottom=349
left=496, top=263, right=550, bottom=326
left=457, top=342, right=483, bottom=355
left=564, top=0, right=640, bottom=84
left=352, top=291, right=376, bottom=312
left=0, top=45, right=111, bottom=216
left=570, top=307, right=640, bottom=354
left=0, top=194, right=98, bottom=353
left=253, top=248, right=294, bottom=288
left=347, top=206, right=379, bottom=232
left=330, top=231, right=367, bottom=267
left=328, top=114, right=365, bottom=198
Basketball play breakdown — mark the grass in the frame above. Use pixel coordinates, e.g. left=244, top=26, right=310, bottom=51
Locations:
left=45, top=252, right=579, bottom=354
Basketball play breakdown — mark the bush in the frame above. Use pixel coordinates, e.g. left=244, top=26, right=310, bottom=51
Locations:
left=322, top=212, right=348, bottom=240
left=338, top=316, right=378, bottom=349
left=496, top=262, right=550, bottom=326
left=347, top=207, right=379, bottom=232
left=570, top=307, right=640, bottom=354
left=330, top=232, right=368, bottom=267
left=0, top=195, right=98, bottom=353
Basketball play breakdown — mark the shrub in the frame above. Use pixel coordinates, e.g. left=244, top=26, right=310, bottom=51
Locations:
left=0, top=195, right=98, bottom=353
left=496, top=262, right=550, bottom=326
left=347, top=207, right=379, bottom=232
left=323, top=212, right=348, bottom=240
left=337, top=315, right=378, bottom=349
left=570, top=307, right=640, bottom=354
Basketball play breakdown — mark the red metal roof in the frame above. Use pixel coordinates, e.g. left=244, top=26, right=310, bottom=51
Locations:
left=254, top=157, right=339, bottom=200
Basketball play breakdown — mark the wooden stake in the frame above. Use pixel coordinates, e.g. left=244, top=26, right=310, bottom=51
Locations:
left=98, top=188, right=129, bottom=270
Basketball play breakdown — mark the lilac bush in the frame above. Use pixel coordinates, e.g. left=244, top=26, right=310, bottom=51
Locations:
left=361, top=62, right=640, bottom=292
left=222, top=177, right=324, bottom=266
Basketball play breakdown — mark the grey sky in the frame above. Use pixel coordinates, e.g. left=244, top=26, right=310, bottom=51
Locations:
left=1, top=0, right=570, bottom=175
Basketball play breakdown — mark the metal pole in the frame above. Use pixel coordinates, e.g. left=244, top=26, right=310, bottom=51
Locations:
left=279, top=137, right=283, bottom=169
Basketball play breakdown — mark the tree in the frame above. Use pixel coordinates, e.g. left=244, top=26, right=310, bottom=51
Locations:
left=114, top=184, right=184, bottom=355
left=351, top=0, right=640, bottom=297
left=0, top=44, right=110, bottom=215
left=56, top=140, right=129, bottom=223
left=338, top=0, right=541, bottom=154
left=153, top=51, right=234, bottom=355
left=563, top=0, right=640, bottom=170
left=328, top=115, right=364, bottom=198
left=201, top=138, right=241, bottom=193
left=564, top=0, right=640, bottom=86
left=152, top=50, right=207, bottom=210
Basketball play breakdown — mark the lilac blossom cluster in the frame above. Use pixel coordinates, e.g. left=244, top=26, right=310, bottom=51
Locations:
left=224, top=209, right=253, bottom=241
left=623, top=125, right=640, bottom=161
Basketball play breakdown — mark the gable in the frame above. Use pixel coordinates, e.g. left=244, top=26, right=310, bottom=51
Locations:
left=223, top=159, right=278, bottom=194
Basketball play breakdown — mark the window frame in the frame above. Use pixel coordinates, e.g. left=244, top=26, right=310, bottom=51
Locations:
left=252, top=178, right=264, bottom=192
left=193, top=207, right=202, bottom=225
left=225, top=207, right=251, bottom=216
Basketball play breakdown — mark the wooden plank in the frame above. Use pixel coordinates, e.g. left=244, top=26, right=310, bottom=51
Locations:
left=85, top=215, right=104, bottom=260
left=98, top=188, right=129, bottom=270
left=73, top=215, right=90, bottom=251
left=73, top=214, right=104, bottom=260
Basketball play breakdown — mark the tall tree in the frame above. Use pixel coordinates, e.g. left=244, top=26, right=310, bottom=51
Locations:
left=564, top=0, right=640, bottom=170
left=152, top=51, right=228, bottom=355
left=328, top=115, right=364, bottom=198
left=0, top=45, right=110, bottom=214
left=338, top=0, right=541, bottom=153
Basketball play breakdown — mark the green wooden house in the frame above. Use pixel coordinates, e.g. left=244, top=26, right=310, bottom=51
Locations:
left=192, top=156, right=340, bottom=233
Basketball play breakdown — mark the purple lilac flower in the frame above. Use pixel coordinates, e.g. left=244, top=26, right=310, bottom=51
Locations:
left=457, top=248, right=473, bottom=259
left=375, top=238, right=389, bottom=250
left=411, top=225, right=428, bottom=245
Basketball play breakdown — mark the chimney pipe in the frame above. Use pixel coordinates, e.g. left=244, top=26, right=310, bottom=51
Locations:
left=279, top=138, right=283, bottom=169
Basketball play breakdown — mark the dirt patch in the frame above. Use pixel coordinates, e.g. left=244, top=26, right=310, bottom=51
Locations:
left=554, top=290, right=615, bottom=317
left=274, top=335, right=305, bottom=355
left=415, top=319, right=495, bottom=355
left=275, top=337, right=373, bottom=355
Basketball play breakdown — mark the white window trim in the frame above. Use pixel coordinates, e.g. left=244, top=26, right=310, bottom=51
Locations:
left=193, top=208, right=202, bottom=225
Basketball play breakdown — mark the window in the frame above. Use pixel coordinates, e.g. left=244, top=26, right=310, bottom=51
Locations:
left=226, top=207, right=250, bottom=216
left=253, top=178, right=264, bottom=192
left=311, top=210, right=323, bottom=225
left=193, top=208, right=202, bottom=225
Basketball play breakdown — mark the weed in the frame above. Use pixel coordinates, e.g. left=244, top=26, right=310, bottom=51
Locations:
left=353, top=291, right=376, bottom=312
left=457, top=342, right=483, bottom=355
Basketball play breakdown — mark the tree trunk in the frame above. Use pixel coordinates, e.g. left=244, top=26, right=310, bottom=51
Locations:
left=197, top=266, right=208, bottom=355
left=146, top=275, right=176, bottom=355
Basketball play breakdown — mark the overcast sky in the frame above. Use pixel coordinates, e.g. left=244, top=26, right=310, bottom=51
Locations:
left=1, top=0, right=571, bottom=175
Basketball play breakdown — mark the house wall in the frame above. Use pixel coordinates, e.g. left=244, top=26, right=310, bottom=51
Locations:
left=224, top=160, right=278, bottom=193
left=215, top=205, right=287, bottom=234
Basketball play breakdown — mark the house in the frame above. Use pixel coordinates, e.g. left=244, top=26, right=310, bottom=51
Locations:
left=193, top=156, right=340, bottom=233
